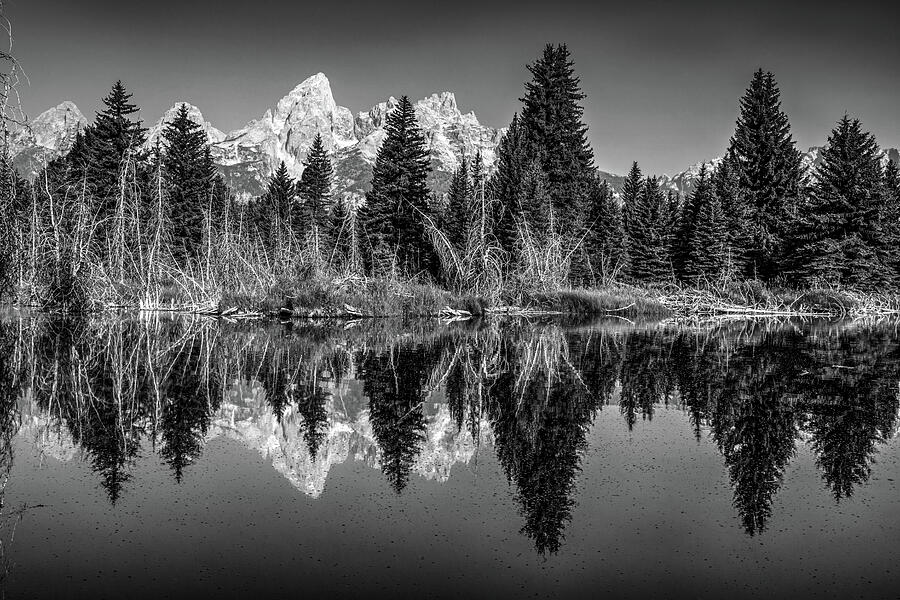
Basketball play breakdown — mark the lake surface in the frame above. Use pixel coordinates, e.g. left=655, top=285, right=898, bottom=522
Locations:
left=0, top=311, right=898, bottom=598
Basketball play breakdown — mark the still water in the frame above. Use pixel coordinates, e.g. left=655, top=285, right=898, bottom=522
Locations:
left=0, top=312, right=898, bottom=598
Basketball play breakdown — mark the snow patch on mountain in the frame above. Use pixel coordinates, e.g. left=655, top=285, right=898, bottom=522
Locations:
left=145, top=102, right=226, bottom=149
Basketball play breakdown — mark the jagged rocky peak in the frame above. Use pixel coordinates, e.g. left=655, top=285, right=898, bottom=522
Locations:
left=11, top=100, right=86, bottom=155
left=9, top=100, right=87, bottom=179
left=12, top=75, right=501, bottom=198
left=145, top=101, right=226, bottom=148
left=353, top=90, right=500, bottom=173
left=269, top=71, right=356, bottom=150
left=214, top=72, right=357, bottom=182
left=355, top=96, right=398, bottom=138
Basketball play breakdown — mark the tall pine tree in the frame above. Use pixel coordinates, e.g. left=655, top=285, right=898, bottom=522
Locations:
left=519, top=44, right=595, bottom=234
left=627, top=177, right=671, bottom=282
left=255, top=161, right=297, bottom=253
left=444, top=157, right=472, bottom=250
left=727, top=70, right=803, bottom=280
left=360, top=95, right=436, bottom=277
left=674, top=164, right=712, bottom=280
left=687, top=193, right=728, bottom=282
left=298, top=133, right=334, bottom=257
left=488, top=113, right=528, bottom=255
left=161, top=104, right=215, bottom=260
left=581, top=177, right=626, bottom=283
left=880, top=159, right=900, bottom=280
left=713, top=153, right=749, bottom=274
left=790, top=116, right=888, bottom=288
left=89, top=81, right=147, bottom=213
left=621, top=161, right=644, bottom=271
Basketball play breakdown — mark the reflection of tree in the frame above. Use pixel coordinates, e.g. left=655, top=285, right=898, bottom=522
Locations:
left=358, top=344, right=441, bottom=493
left=0, top=321, right=25, bottom=582
left=671, top=332, right=726, bottom=441
left=800, top=331, right=900, bottom=500
left=445, top=334, right=493, bottom=440
left=253, top=334, right=342, bottom=459
left=297, top=373, right=330, bottom=461
left=486, top=331, right=599, bottom=555
left=707, top=333, right=803, bottom=536
left=618, top=332, right=670, bottom=430
left=29, top=319, right=148, bottom=504
left=0, top=321, right=20, bottom=478
left=570, top=329, right=623, bottom=408
left=26, top=318, right=226, bottom=500
left=159, top=336, right=222, bottom=483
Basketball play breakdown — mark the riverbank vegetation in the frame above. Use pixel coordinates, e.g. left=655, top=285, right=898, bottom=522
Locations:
left=2, top=42, right=900, bottom=319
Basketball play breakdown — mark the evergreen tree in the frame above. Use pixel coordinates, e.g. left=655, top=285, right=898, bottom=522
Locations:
left=790, top=116, right=888, bottom=288
left=581, top=177, right=626, bottom=283
left=621, top=161, right=644, bottom=261
left=297, top=378, right=330, bottom=461
left=520, top=159, right=552, bottom=242
left=444, top=157, right=472, bottom=249
left=267, top=161, right=296, bottom=240
left=88, top=81, right=148, bottom=212
left=885, top=160, right=900, bottom=201
left=879, top=159, right=900, bottom=279
left=298, top=133, right=334, bottom=256
left=328, top=193, right=355, bottom=270
left=488, top=113, right=529, bottom=254
left=161, top=104, right=215, bottom=260
left=675, top=164, right=720, bottom=281
left=713, top=154, right=749, bottom=274
left=627, top=177, right=671, bottom=282
left=727, top=70, right=804, bottom=279
left=0, top=156, right=30, bottom=297
left=65, top=127, right=96, bottom=181
left=688, top=194, right=728, bottom=281
left=519, top=44, right=594, bottom=234
left=360, top=96, right=436, bottom=277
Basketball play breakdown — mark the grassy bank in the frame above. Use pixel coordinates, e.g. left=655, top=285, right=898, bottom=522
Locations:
left=11, top=271, right=898, bottom=320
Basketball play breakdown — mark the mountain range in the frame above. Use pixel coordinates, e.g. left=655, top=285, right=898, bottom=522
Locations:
left=9, top=72, right=900, bottom=201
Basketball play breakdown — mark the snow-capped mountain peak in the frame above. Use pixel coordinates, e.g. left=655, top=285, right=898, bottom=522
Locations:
left=9, top=101, right=86, bottom=178
left=10, top=73, right=502, bottom=199
left=145, top=102, right=226, bottom=149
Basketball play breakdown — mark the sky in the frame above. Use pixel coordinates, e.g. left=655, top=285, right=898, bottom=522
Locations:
left=5, top=0, right=899, bottom=175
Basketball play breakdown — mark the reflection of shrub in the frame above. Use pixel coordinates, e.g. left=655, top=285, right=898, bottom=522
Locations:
left=38, top=246, right=92, bottom=313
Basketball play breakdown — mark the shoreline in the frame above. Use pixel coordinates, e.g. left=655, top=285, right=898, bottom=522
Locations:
left=8, top=279, right=900, bottom=320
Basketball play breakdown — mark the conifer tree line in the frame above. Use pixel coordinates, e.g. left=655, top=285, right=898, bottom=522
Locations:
left=3, top=46, right=900, bottom=309
left=484, top=57, right=900, bottom=291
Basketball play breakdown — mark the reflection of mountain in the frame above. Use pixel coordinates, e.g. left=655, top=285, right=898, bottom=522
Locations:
left=18, top=409, right=79, bottom=462
left=208, top=383, right=490, bottom=498
left=18, top=390, right=491, bottom=500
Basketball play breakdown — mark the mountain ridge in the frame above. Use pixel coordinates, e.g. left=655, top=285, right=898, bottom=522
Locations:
left=9, top=74, right=900, bottom=201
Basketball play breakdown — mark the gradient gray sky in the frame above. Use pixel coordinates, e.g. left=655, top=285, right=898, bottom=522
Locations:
left=6, top=0, right=899, bottom=175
